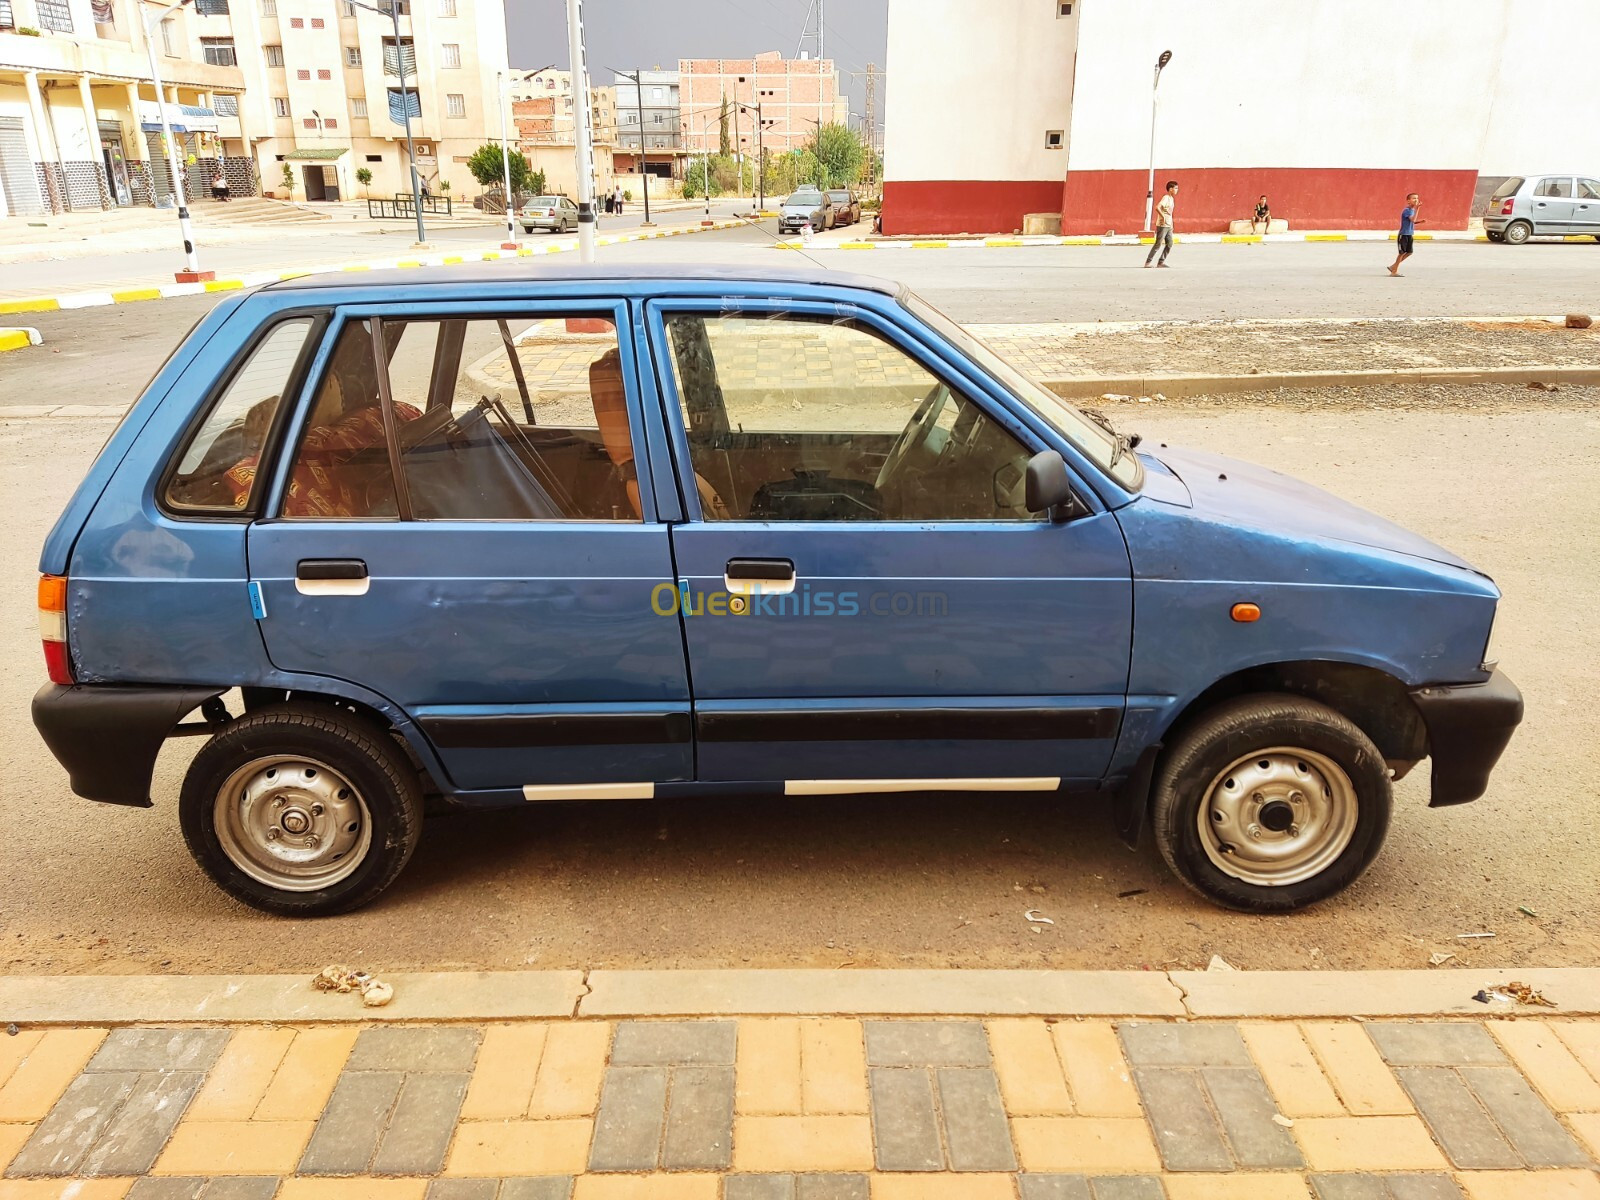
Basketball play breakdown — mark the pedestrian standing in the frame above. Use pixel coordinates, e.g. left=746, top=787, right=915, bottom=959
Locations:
left=1388, top=192, right=1423, bottom=276
left=604, top=190, right=614, bottom=215
left=613, top=184, right=624, bottom=216
left=1145, top=179, right=1178, bottom=268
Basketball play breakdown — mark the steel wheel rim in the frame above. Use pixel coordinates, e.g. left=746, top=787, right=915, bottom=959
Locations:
left=1196, top=746, right=1358, bottom=886
left=214, top=755, right=371, bottom=892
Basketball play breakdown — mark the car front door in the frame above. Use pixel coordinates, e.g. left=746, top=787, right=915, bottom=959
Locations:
left=1531, top=177, right=1577, bottom=233
left=1573, top=178, right=1600, bottom=237
left=646, top=298, right=1133, bottom=793
left=246, top=301, right=693, bottom=800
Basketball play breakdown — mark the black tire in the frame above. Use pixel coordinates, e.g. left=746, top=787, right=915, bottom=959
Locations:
left=1504, top=220, right=1532, bottom=245
left=180, top=703, right=423, bottom=916
left=1486, top=231, right=1504, bottom=243
left=1150, top=693, right=1391, bottom=912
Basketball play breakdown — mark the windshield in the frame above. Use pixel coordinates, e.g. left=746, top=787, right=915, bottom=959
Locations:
left=787, top=191, right=822, bottom=204
left=528, top=196, right=561, bottom=206
left=827, top=191, right=849, bottom=200
left=901, top=292, right=1143, bottom=490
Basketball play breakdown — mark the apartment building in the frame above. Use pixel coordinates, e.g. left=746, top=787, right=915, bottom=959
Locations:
left=0, top=0, right=246, bottom=216
left=508, top=66, right=615, bottom=146
left=678, top=51, right=846, bottom=160
left=0, top=0, right=507, bottom=218
left=611, top=67, right=676, bottom=177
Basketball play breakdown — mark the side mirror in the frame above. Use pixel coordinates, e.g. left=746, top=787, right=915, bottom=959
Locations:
left=1025, top=450, right=1080, bottom=519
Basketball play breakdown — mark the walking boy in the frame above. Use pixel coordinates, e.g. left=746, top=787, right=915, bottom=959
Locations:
left=1145, top=180, right=1178, bottom=267
left=1388, top=192, right=1423, bottom=276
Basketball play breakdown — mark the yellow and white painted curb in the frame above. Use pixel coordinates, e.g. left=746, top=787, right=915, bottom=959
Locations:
left=0, top=326, right=42, bottom=353
left=775, top=229, right=1520, bottom=251
left=0, top=219, right=746, bottom=316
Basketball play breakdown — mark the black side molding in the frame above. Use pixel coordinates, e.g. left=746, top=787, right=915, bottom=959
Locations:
left=32, top=684, right=224, bottom=807
left=420, top=711, right=693, bottom=749
left=698, top=706, right=1120, bottom=743
left=1410, top=668, right=1523, bottom=807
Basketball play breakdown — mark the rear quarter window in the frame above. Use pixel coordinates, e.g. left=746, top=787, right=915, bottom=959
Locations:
left=162, top=316, right=321, bottom=515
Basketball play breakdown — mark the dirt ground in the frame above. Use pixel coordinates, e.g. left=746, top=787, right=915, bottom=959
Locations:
left=3, top=384, right=1597, bottom=978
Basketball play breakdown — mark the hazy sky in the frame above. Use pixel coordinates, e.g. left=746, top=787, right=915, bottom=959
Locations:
left=504, top=0, right=889, bottom=121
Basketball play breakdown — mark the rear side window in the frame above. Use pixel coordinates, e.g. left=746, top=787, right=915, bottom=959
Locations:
left=1535, top=177, right=1573, bottom=198
left=164, top=317, right=319, bottom=514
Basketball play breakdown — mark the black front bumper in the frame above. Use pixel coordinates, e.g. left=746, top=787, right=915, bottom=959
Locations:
left=1410, top=668, right=1523, bottom=807
left=32, top=683, right=223, bottom=807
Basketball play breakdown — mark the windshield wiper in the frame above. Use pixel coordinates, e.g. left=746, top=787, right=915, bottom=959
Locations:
left=1085, top=407, right=1141, bottom=470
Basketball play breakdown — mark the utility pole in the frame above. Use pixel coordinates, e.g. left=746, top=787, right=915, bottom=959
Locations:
left=567, top=0, right=596, bottom=261
left=739, top=100, right=763, bottom=212
left=351, top=0, right=426, bottom=245
left=615, top=68, right=652, bottom=226
left=140, top=0, right=211, bottom=281
left=862, top=62, right=876, bottom=191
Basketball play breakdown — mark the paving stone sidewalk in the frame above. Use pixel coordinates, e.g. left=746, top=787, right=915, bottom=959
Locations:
left=3, top=1013, right=1598, bottom=1199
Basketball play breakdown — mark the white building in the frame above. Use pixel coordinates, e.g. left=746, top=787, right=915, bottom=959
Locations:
left=883, top=0, right=1600, bottom=235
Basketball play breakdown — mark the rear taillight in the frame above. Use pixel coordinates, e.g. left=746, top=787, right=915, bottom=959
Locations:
left=1500, top=198, right=1515, bottom=215
left=38, top=574, right=74, bottom=685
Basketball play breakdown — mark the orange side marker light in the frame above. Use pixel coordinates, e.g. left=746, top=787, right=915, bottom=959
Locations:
left=1231, top=602, right=1262, bottom=623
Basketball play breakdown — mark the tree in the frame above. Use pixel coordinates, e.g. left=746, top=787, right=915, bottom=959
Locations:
left=684, top=157, right=722, bottom=200
left=718, top=95, right=731, bottom=158
left=807, top=122, right=867, bottom=189
left=466, top=143, right=532, bottom=193
left=279, top=161, right=295, bottom=199
left=355, top=166, right=373, bottom=197
left=528, top=168, right=548, bottom=197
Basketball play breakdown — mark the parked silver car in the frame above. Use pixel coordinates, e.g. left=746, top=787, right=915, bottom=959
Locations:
left=778, top=189, right=833, bottom=234
left=1483, top=175, right=1600, bottom=244
left=521, top=195, right=580, bottom=234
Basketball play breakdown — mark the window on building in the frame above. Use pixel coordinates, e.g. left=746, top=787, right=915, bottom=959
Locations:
left=0, top=0, right=15, bottom=29
left=438, top=0, right=456, bottom=14
left=273, top=96, right=289, bottom=117
left=446, top=93, right=466, bottom=118
left=288, top=15, right=303, bottom=27
left=160, top=17, right=175, bottom=55
left=296, top=68, right=310, bottom=80
left=317, top=68, right=332, bottom=80
left=311, top=16, right=324, bottom=27
left=441, top=43, right=461, bottom=68
left=341, top=0, right=355, bottom=14
left=352, top=97, right=368, bottom=118
left=1045, top=129, right=1063, bottom=149
left=345, top=45, right=361, bottom=66
left=200, top=37, right=237, bottom=66
left=387, top=87, right=422, bottom=122
left=213, top=93, right=239, bottom=116
left=366, top=153, right=382, bottom=162
left=261, top=0, right=275, bottom=15
left=36, top=0, right=72, bottom=31
left=195, top=0, right=229, bottom=14
left=324, top=117, right=338, bottom=128
left=651, top=87, right=664, bottom=102
left=382, top=37, right=417, bottom=77
left=264, top=43, right=284, bottom=65
left=303, top=117, right=317, bottom=128
left=1057, top=2, right=1073, bottom=14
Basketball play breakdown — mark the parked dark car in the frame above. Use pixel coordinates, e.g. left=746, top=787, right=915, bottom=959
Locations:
left=33, top=264, right=1520, bottom=915
left=826, top=189, right=861, bottom=226
left=779, top=189, right=833, bottom=234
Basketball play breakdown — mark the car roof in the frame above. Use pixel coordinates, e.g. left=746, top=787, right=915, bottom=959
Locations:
left=260, top=261, right=900, bottom=297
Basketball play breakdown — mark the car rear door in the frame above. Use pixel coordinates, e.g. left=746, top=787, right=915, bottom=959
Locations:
left=645, top=296, right=1133, bottom=793
left=246, top=300, right=693, bottom=801
left=1531, top=177, right=1577, bottom=233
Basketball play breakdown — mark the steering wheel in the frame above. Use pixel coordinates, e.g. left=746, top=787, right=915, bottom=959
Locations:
left=875, top=383, right=950, bottom=491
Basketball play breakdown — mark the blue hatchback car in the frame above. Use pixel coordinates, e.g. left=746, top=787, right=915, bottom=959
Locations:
left=34, top=265, right=1522, bottom=915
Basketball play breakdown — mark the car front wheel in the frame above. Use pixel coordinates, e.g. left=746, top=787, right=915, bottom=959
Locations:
left=1150, top=694, right=1391, bottom=912
left=180, top=703, right=423, bottom=915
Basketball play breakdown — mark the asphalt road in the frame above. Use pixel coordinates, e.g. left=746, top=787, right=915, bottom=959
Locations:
left=4, top=384, right=1597, bottom=977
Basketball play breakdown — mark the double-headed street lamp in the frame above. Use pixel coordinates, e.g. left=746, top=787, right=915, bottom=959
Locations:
left=737, top=100, right=765, bottom=212
left=612, top=67, right=653, bottom=227
left=1142, top=49, right=1173, bottom=234
left=349, top=0, right=427, bottom=246
left=498, top=64, right=553, bottom=250
left=140, top=0, right=211, bottom=281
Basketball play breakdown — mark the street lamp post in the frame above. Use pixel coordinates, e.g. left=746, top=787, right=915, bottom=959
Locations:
left=613, top=68, right=652, bottom=226
left=140, top=0, right=211, bottom=281
left=1142, top=49, right=1172, bottom=235
left=350, top=0, right=426, bottom=246
left=566, top=0, right=596, bottom=262
left=738, top=100, right=763, bottom=212
left=498, top=65, right=552, bottom=250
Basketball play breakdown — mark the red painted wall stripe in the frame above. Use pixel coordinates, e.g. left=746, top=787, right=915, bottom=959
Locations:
left=1062, top=167, right=1479, bottom=233
left=881, top=179, right=1066, bottom=236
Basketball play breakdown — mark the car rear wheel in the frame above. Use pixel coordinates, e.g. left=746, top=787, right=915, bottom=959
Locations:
left=180, top=703, right=423, bottom=915
left=1486, top=231, right=1504, bottom=243
left=1504, top=220, right=1532, bottom=245
left=1150, top=694, right=1391, bottom=911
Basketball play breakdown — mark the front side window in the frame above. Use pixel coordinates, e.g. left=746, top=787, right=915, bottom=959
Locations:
left=663, top=312, right=1043, bottom=523
left=1578, top=179, right=1600, bottom=201
left=280, top=314, right=637, bottom=522
left=164, top=317, right=319, bottom=514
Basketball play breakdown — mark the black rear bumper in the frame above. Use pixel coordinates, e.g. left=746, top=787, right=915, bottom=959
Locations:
left=32, top=683, right=223, bottom=807
left=1411, top=668, right=1523, bottom=807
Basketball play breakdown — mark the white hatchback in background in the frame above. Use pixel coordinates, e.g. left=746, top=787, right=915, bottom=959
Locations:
left=1483, top=175, right=1600, bottom=243
left=521, top=195, right=580, bottom=235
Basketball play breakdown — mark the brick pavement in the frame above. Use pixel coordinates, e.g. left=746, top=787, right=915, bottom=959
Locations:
left=3, top=1014, right=1598, bottom=1199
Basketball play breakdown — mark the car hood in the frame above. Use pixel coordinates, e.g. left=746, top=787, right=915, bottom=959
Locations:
left=1147, top=444, right=1477, bottom=571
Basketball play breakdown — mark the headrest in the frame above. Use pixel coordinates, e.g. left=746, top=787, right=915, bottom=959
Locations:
left=589, top=349, right=631, bottom=465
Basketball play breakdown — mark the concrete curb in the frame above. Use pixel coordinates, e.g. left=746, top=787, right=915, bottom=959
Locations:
left=0, top=219, right=746, bottom=316
left=1043, top=364, right=1600, bottom=400
left=4, top=968, right=1598, bottom=1026
left=0, top=326, right=42, bottom=353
